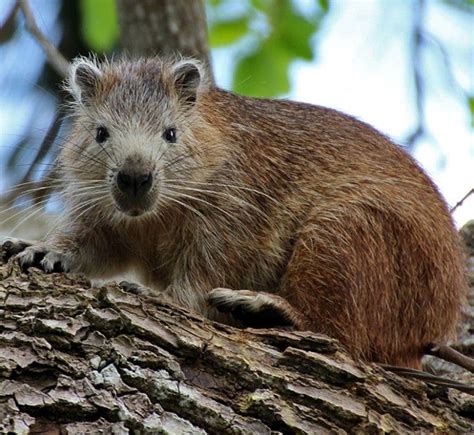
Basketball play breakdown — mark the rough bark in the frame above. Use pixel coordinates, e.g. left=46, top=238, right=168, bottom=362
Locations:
left=116, top=0, right=211, bottom=68
left=0, top=257, right=472, bottom=434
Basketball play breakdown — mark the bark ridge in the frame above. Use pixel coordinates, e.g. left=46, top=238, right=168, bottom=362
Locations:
left=0, top=259, right=472, bottom=434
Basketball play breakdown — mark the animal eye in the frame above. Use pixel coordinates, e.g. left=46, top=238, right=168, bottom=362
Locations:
left=163, top=127, right=177, bottom=144
left=96, top=126, right=109, bottom=143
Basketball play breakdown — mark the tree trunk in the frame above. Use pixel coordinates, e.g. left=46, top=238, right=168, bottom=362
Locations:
left=0, top=259, right=472, bottom=434
left=116, top=0, right=212, bottom=70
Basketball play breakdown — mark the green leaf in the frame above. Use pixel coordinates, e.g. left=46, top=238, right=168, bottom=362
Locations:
left=271, top=0, right=316, bottom=60
left=233, top=39, right=291, bottom=97
left=80, top=0, right=119, bottom=53
left=468, top=95, right=474, bottom=127
left=250, top=0, right=270, bottom=11
left=318, top=0, right=330, bottom=12
left=209, top=17, right=249, bottom=47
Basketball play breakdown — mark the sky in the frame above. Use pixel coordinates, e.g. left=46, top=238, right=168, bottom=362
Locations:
left=0, top=0, right=473, bottom=228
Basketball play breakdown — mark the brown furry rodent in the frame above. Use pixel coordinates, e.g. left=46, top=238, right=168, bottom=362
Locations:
left=2, top=57, right=466, bottom=368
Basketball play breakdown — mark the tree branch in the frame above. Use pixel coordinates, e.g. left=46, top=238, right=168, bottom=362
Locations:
left=16, top=0, right=70, bottom=78
left=0, top=258, right=472, bottom=433
left=451, top=188, right=474, bottom=213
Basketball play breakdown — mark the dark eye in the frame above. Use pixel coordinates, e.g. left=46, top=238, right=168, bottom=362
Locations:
left=96, top=126, right=109, bottom=143
left=163, top=127, right=177, bottom=143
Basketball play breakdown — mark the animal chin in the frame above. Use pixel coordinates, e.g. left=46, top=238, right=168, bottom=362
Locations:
left=113, top=195, right=155, bottom=218
left=120, top=208, right=146, bottom=217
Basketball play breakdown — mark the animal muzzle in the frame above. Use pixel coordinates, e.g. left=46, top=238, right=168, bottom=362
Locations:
left=113, top=158, right=156, bottom=216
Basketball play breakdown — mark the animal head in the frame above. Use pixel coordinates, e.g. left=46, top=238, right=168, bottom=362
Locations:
left=62, top=56, right=221, bottom=221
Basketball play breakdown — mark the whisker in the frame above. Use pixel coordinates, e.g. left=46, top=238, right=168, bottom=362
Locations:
left=160, top=192, right=209, bottom=227
left=164, top=183, right=270, bottom=217
left=1, top=179, right=104, bottom=197
left=70, top=195, right=111, bottom=223
left=162, top=178, right=278, bottom=205
left=8, top=205, right=50, bottom=235
left=0, top=196, right=53, bottom=225
left=166, top=188, right=243, bottom=222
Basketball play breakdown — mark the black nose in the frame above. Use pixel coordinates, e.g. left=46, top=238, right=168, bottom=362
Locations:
left=117, top=171, right=153, bottom=196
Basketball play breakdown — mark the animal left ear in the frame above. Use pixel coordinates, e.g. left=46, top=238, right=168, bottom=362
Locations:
left=171, top=59, right=204, bottom=105
left=69, top=57, right=103, bottom=103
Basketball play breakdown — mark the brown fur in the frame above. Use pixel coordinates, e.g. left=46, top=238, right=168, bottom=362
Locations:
left=8, top=57, right=466, bottom=368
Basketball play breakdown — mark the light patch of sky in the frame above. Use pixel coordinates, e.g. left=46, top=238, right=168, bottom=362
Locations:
left=213, top=0, right=473, bottom=226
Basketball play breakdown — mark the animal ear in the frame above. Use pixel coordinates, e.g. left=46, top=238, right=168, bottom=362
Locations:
left=69, top=58, right=102, bottom=103
left=171, top=59, right=204, bottom=105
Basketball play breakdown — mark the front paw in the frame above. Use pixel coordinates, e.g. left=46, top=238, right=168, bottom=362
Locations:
left=15, top=244, right=73, bottom=273
left=1, top=237, right=33, bottom=262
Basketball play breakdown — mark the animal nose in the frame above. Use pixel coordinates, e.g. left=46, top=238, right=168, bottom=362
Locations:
left=117, top=171, right=153, bottom=196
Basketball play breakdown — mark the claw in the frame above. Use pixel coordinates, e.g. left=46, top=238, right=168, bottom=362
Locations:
left=119, top=280, right=154, bottom=297
left=16, top=246, right=47, bottom=271
left=1, top=238, right=71, bottom=274
left=41, top=252, right=70, bottom=273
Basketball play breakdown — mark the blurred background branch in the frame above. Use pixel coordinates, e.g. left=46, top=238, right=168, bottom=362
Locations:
left=17, top=0, right=70, bottom=78
left=405, top=0, right=426, bottom=149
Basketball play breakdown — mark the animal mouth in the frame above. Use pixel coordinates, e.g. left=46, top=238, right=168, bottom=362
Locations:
left=127, top=209, right=143, bottom=217
left=116, top=205, right=147, bottom=217
left=113, top=194, right=156, bottom=217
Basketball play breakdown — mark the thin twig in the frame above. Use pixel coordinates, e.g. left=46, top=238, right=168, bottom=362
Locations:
left=379, top=364, right=474, bottom=395
left=450, top=188, right=474, bottom=213
left=16, top=0, right=70, bottom=78
left=426, top=343, right=474, bottom=373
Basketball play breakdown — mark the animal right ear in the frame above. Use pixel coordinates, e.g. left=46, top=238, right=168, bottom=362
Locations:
left=69, top=58, right=102, bottom=103
left=170, top=59, right=204, bottom=105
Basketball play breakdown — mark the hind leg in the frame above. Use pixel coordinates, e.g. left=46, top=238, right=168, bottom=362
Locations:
left=276, top=207, right=440, bottom=367
left=209, top=207, right=413, bottom=365
left=208, top=288, right=310, bottom=329
left=208, top=214, right=371, bottom=358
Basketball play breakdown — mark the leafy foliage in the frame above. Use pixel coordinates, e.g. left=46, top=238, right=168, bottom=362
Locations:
left=208, top=0, right=330, bottom=97
left=234, top=38, right=291, bottom=97
left=209, top=16, right=250, bottom=47
left=79, top=0, right=119, bottom=53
